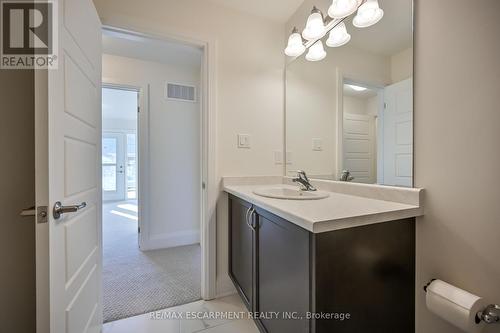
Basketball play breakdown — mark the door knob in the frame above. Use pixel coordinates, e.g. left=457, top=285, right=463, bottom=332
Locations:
left=53, top=201, right=87, bottom=219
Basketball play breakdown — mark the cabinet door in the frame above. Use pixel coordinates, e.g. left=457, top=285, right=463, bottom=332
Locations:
left=256, top=208, right=310, bottom=333
left=228, top=196, right=254, bottom=310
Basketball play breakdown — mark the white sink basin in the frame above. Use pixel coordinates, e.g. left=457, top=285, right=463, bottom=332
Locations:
left=253, top=186, right=329, bottom=200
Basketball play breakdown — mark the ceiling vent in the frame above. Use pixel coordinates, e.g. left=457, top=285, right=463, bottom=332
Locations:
left=165, top=83, right=196, bottom=102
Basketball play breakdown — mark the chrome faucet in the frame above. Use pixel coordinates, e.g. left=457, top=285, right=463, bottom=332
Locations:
left=292, top=170, right=317, bottom=191
left=339, top=169, right=354, bottom=182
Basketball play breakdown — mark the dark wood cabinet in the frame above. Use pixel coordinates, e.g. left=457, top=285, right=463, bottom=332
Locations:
left=228, top=194, right=415, bottom=333
left=228, top=196, right=254, bottom=310
left=255, top=207, right=310, bottom=333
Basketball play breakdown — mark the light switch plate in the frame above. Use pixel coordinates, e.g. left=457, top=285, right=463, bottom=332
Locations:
left=312, top=138, right=323, bottom=151
left=237, top=134, right=251, bottom=148
left=285, top=151, right=292, bottom=164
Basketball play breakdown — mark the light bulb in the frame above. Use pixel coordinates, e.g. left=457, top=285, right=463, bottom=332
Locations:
left=284, top=28, right=306, bottom=57
left=326, top=22, right=351, bottom=47
left=328, top=0, right=362, bottom=19
left=302, top=7, right=326, bottom=41
left=353, top=0, right=384, bottom=28
left=306, top=40, right=326, bottom=62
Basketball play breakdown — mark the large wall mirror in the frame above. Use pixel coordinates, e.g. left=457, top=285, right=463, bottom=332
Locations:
left=285, top=0, right=413, bottom=187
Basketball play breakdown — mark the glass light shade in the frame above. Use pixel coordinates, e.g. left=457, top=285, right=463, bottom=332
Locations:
left=326, top=22, right=351, bottom=47
left=284, top=31, right=306, bottom=57
left=353, top=0, right=384, bottom=28
left=328, top=0, right=362, bottom=19
left=302, top=10, right=326, bottom=40
left=305, top=40, right=327, bottom=62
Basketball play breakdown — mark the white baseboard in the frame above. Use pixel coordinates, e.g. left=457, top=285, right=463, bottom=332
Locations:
left=141, top=229, right=200, bottom=251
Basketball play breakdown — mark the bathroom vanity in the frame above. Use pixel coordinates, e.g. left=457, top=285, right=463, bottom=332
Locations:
left=225, top=177, right=423, bottom=333
left=228, top=0, right=417, bottom=330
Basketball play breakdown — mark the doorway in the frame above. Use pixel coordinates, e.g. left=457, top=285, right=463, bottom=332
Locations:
left=337, top=72, right=413, bottom=186
left=102, top=87, right=138, bottom=202
left=100, top=28, right=207, bottom=323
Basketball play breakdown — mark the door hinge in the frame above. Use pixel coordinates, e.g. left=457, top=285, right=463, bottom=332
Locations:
left=37, top=206, right=48, bottom=224
left=202, top=182, right=206, bottom=190
left=384, top=102, right=387, bottom=109
left=138, top=226, right=141, bottom=233
left=137, top=106, right=140, bottom=113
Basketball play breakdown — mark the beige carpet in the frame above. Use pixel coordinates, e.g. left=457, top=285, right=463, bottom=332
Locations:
left=103, top=200, right=201, bottom=322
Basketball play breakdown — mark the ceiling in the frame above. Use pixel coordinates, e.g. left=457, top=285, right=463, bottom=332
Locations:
left=102, top=29, right=203, bottom=69
left=207, top=0, right=305, bottom=23
left=208, top=0, right=412, bottom=56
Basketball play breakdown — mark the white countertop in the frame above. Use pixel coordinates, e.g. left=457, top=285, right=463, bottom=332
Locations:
left=223, top=180, right=423, bottom=233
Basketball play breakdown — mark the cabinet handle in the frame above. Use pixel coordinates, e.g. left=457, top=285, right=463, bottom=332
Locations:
left=245, top=207, right=251, bottom=226
left=246, top=207, right=255, bottom=230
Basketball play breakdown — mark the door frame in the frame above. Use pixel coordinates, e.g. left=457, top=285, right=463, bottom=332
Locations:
left=101, top=82, right=147, bottom=251
left=335, top=68, right=384, bottom=182
left=102, top=25, right=218, bottom=300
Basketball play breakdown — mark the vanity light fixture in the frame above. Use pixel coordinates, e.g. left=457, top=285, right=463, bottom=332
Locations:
left=285, top=0, right=383, bottom=61
left=346, top=84, right=367, bottom=91
left=326, top=22, right=351, bottom=47
left=353, top=0, right=384, bottom=28
left=306, top=40, right=327, bottom=62
left=302, top=6, right=327, bottom=40
left=285, top=27, right=306, bottom=57
left=328, top=0, right=362, bottom=19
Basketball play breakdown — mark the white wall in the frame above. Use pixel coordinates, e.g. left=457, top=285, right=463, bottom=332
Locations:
left=414, top=1, right=500, bottom=332
left=365, top=95, right=379, bottom=116
left=285, top=1, right=391, bottom=179
left=344, top=95, right=371, bottom=115
left=286, top=55, right=337, bottom=178
left=391, top=47, right=413, bottom=83
left=94, top=0, right=284, bottom=177
left=93, top=0, right=285, bottom=295
left=102, top=53, right=201, bottom=250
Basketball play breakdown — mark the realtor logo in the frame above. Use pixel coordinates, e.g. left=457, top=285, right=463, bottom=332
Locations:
left=1, top=0, right=58, bottom=68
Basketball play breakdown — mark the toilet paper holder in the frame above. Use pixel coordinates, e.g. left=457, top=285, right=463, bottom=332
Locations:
left=476, top=304, right=500, bottom=324
left=424, top=279, right=500, bottom=325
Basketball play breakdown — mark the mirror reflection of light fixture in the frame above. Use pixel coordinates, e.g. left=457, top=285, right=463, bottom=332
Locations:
left=285, top=27, right=306, bottom=57
left=346, top=84, right=367, bottom=91
left=353, top=0, right=384, bottom=28
left=284, top=0, right=383, bottom=60
left=326, top=22, right=351, bottom=47
left=328, top=0, right=362, bottom=19
left=306, top=40, right=327, bottom=62
left=302, top=6, right=326, bottom=41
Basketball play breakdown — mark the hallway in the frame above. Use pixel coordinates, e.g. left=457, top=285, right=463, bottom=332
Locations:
left=103, top=200, right=201, bottom=322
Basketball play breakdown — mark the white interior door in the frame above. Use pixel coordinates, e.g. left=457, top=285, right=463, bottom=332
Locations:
left=383, top=78, right=413, bottom=187
left=102, top=133, right=126, bottom=201
left=38, top=0, right=102, bottom=332
left=343, top=112, right=376, bottom=183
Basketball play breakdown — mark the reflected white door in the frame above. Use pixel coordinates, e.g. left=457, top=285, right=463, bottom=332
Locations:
left=383, top=78, right=413, bottom=186
left=37, top=0, right=102, bottom=332
left=343, top=113, right=376, bottom=183
left=102, top=133, right=126, bottom=201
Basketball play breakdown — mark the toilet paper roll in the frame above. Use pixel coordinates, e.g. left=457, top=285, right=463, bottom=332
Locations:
left=426, top=280, right=486, bottom=333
